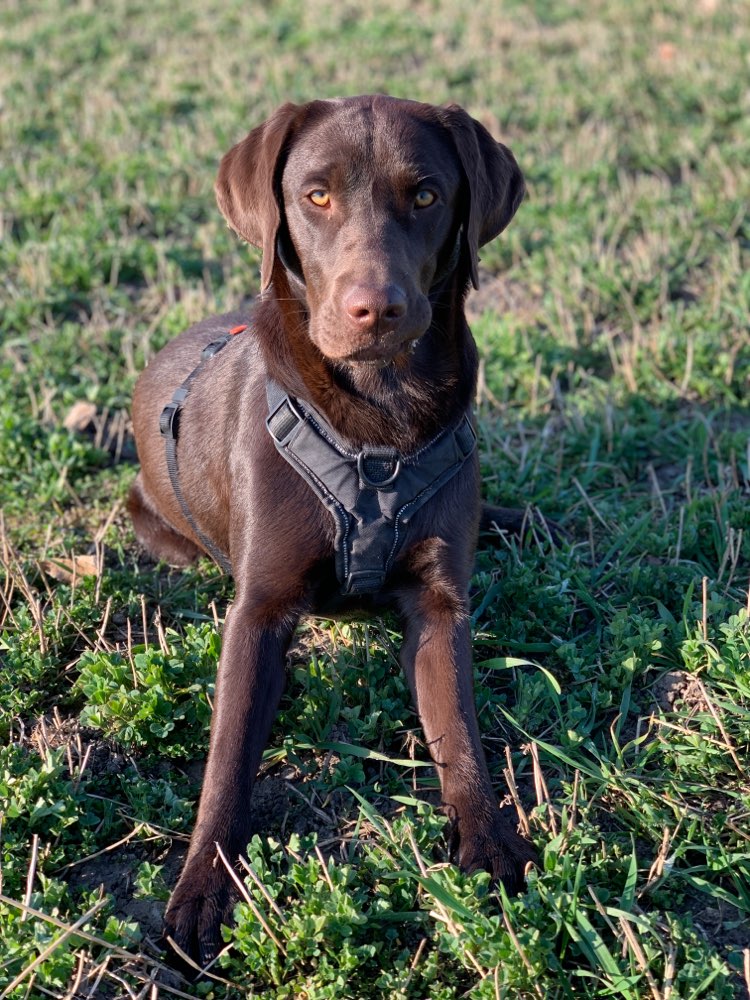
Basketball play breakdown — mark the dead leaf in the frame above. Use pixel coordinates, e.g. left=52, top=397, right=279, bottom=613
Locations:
left=63, top=401, right=98, bottom=433
left=41, top=554, right=99, bottom=583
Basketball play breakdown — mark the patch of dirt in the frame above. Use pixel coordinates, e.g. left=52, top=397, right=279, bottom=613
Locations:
left=65, top=842, right=188, bottom=996
left=679, top=892, right=750, bottom=999
left=29, top=714, right=131, bottom=779
left=693, top=899, right=750, bottom=952
left=250, top=774, right=294, bottom=832
left=67, top=847, right=168, bottom=944
left=29, top=713, right=82, bottom=754
left=651, top=670, right=709, bottom=715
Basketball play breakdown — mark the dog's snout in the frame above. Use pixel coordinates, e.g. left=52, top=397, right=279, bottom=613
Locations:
left=343, top=283, right=408, bottom=331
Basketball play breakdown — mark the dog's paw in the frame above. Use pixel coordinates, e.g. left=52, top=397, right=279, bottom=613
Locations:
left=455, top=820, right=538, bottom=895
left=163, top=867, right=235, bottom=974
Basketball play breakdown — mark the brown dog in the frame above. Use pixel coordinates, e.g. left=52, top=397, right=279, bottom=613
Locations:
left=128, top=95, right=536, bottom=966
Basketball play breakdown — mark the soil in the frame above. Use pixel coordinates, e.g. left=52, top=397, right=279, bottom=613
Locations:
left=651, top=669, right=709, bottom=715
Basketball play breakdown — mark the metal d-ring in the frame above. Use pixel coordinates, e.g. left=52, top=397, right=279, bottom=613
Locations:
left=357, top=450, right=402, bottom=489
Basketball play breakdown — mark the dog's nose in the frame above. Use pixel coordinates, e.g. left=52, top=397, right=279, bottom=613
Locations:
left=343, top=284, right=407, bottom=332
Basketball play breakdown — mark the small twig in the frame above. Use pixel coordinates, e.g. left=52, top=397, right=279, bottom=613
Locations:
left=647, top=464, right=667, bottom=518
left=528, top=742, right=558, bottom=836
left=407, top=937, right=427, bottom=978
left=210, top=600, right=221, bottom=629
left=502, top=910, right=544, bottom=998
left=314, top=844, right=336, bottom=892
left=154, top=606, right=169, bottom=655
left=238, top=856, right=286, bottom=922
left=71, top=742, right=93, bottom=793
left=126, top=617, right=138, bottom=687
left=695, top=678, right=746, bottom=775
left=428, top=906, right=486, bottom=978
left=572, top=476, right=611, bottom=531
left=673, top=506, right=685, bottom=565
left=587, top=885, right=621, bottom=941
left=643, top=826, right=674, bottom=893
left=406, top=827, right=487, bottom=979
left=22, top=835, right=39, bottom=920
left=84, top=955, right=111, bottom=1000
left=649, top=715, right=739, bottom=756
left=284, top=780, right=336, bottom=825
left=94, top=499, right=122, bottom=546
left=141, top=594, right=149, bottom=650
left=62, top=950, right=86, bottom=1000
left=662, top=942, right=677, bottom=1000
left=503, top=745, right=531, bottom=838
left=105, top=969, right=139, bottom=1000
left=568, top=769, right=580, bottom=833
left=163, top=936, right=209, bottom=979
left=58, top=825, right=145, bottom=871
left=406, top=826, right=429, bottom=879
left=618, top=916, right=663, bottom=1000
left=215, top=842, right=286, bottom=954
left=94, top=595, right=113, bottom=654
left=0, top=896, right=108, bottom=999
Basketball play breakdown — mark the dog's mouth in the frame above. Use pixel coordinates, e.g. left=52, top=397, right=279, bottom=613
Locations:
left=344, top=334, right=423, bottom=368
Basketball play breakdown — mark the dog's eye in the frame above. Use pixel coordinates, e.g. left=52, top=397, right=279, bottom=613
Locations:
left=309, top=190, right=330, bottom=207
left=414, top=189, right=436, bottom=209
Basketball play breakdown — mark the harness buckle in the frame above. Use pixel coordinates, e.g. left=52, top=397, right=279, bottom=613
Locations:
left=343, top=569, right=387, bottom=595
left=159, top=403, right=181, bottom=439
left=266, top=394, right=305, bottom=446
left=357, top=450, right=401, bottom=489
left=201, top=335, right=232, bottom=360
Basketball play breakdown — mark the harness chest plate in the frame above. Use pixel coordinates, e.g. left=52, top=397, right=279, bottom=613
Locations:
left=265, top=380, right=476, bottom=595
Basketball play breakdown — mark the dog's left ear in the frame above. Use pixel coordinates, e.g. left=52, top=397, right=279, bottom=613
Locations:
left=440, top=106, right=525, bottom=289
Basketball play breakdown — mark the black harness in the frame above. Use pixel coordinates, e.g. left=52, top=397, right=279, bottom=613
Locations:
left=159, top=322, right=476, bottom=595
left=265, top=380, right=475, bottom=594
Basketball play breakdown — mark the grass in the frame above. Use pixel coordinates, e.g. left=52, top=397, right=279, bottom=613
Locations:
left=1, top=0, right=749, bottom=996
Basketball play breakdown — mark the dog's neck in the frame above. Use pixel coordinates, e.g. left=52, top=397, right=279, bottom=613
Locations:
left=257, top=268, right=477, bottom=451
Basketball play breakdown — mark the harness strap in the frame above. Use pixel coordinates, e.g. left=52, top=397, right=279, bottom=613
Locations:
left=159, top=324, right=247, bottom=572
left=266, top=380, right=476, bottom=595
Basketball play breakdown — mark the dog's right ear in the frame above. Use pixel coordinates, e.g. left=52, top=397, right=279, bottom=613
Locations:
left=215, top=103, right=304, bottom=291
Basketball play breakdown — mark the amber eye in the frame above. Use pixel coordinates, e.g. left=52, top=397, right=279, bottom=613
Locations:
left=414, top=189, right=436, bottom=208
left=309, top=190, right=330, bottom=207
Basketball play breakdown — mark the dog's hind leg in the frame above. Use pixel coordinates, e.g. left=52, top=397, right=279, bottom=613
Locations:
left=127, top=473, right=202, bottom=567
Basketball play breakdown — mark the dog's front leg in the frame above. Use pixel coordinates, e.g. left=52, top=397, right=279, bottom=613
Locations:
left=399, top=584, right=537, bottom=892
left=164, top=596, right=298, bottom=967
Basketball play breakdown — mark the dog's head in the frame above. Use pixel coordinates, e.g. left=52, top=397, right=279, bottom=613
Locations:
left=215, top=95, right=524, bottom=365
